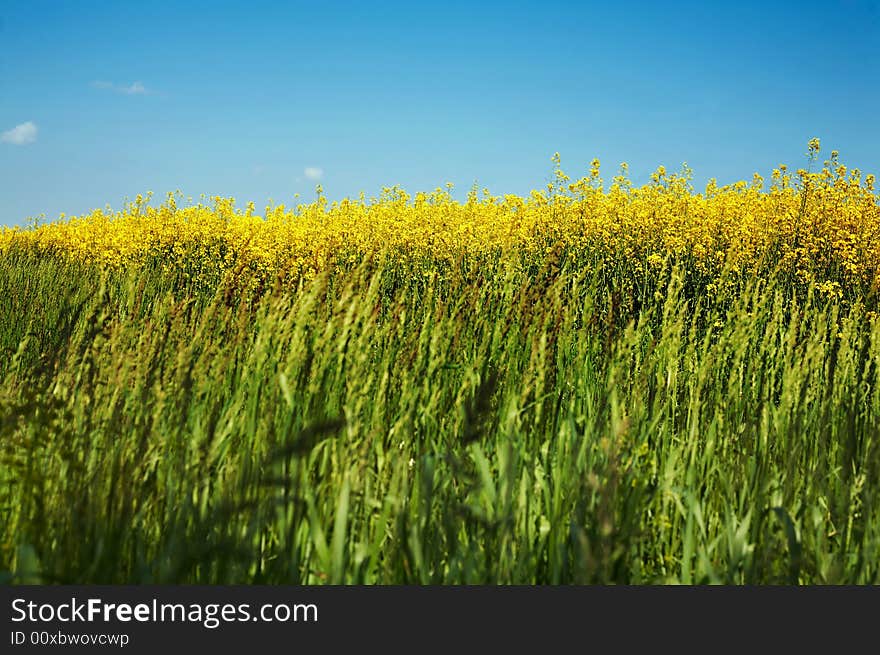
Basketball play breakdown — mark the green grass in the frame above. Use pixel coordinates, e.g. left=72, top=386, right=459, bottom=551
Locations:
left=1, top=244, right=878, bottom=584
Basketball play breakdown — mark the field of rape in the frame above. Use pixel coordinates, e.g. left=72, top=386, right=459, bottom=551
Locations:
left=1, top=142, right=879, bottom=584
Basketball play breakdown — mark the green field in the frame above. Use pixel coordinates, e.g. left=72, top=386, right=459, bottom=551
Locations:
left=1, top=242, right=878, bottom=584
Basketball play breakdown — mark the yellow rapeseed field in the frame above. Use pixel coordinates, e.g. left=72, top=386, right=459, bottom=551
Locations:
left=3, top=141, right=878, bottom=298
left=4, top=140, right=880, bottom=586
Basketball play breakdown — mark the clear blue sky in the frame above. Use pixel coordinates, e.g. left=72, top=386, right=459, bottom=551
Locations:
left=1, top=0, right=878, bottom=225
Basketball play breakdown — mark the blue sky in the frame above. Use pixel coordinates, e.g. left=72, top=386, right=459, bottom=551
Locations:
left=1, top=0, right=878, bottom=225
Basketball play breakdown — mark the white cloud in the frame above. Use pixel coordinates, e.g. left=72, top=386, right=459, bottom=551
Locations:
left=304, top=166, right=324, bottom=181
left=91, top=80, right=149, bottom=95
left=1, top=121, right=38, bottom=145
left=122, top=81, right=147, bottom=95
